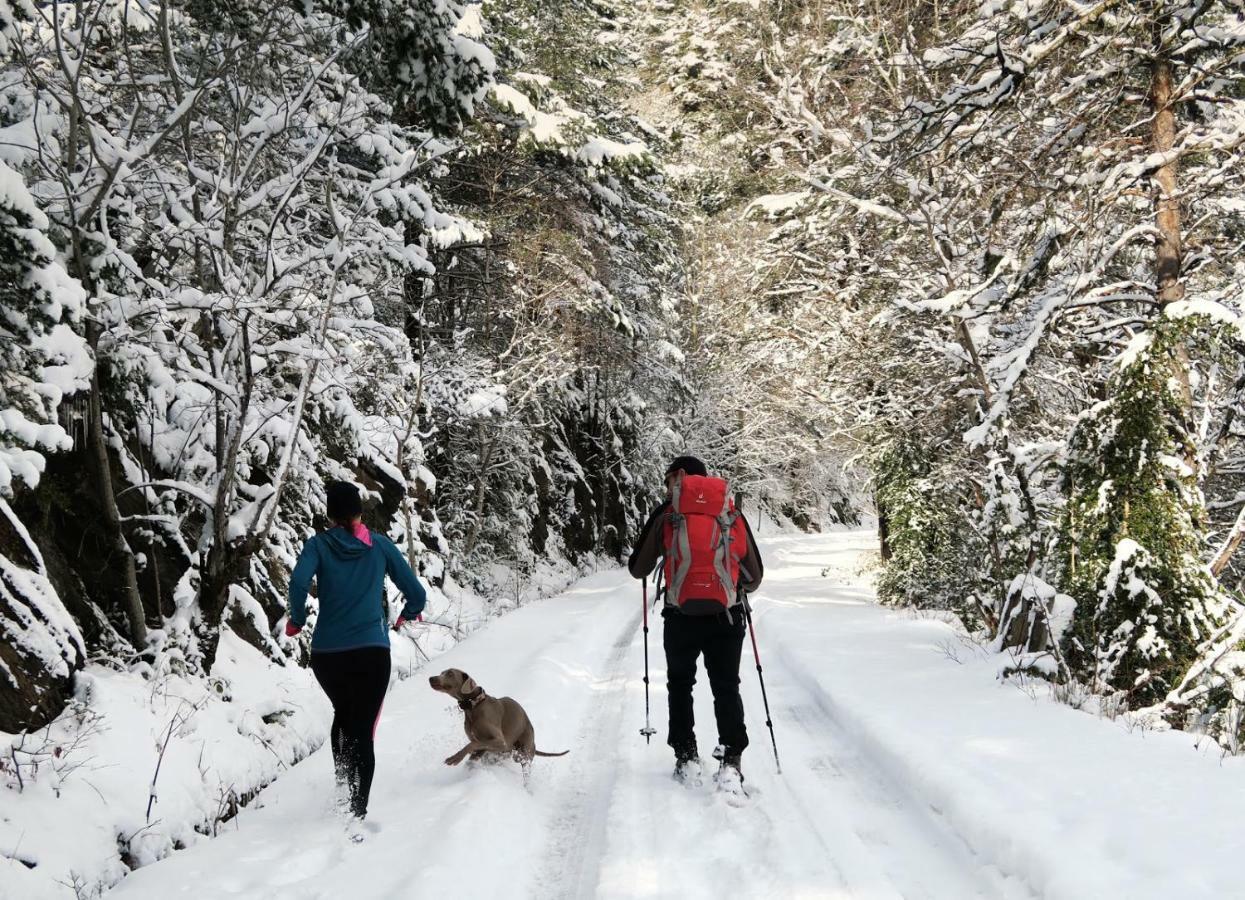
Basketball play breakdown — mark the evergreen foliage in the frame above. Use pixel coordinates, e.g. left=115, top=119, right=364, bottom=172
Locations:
left=1059, top=318, right=1232, bottom=706
left=874, top=440, right=981, bottom=622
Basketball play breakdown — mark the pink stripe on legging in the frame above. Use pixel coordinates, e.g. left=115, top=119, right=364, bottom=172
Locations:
left=372, top=701, right=384, bottom=741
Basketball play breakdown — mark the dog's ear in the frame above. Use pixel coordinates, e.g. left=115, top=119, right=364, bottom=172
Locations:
left=459, top=675, right=479, bottom=696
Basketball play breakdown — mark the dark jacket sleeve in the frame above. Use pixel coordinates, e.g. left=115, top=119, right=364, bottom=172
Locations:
left=738, top=515, right=764, bottom=593
left=627, top=501, right=669, bottom=579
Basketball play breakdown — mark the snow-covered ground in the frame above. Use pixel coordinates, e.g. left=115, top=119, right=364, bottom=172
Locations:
left=11, top=530, right=1245, bottom=898
left=0, top=554, right=598, bottom=900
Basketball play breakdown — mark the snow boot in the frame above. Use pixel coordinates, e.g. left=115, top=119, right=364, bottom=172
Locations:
left=673, top=756, right=704, bottom=788
left=713, top=746, right=747, bottom=801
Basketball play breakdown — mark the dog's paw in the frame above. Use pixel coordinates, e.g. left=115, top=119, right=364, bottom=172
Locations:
left=445, top=754, right=463, bottom=766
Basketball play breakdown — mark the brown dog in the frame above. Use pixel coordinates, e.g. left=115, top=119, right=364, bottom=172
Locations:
left=428, top=668, right=569, bottom=771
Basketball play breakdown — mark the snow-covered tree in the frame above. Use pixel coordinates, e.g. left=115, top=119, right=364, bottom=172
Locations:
left=319, top=0, right=494, bottom=132
left=0, top=162, right=89, bottom=496
left=874, top=0, right=1245, bottom=705
left=0, top=0, right=94, bottom=732
left=413, top=0, right=690, bottom=576
left=636, top=0, right=1245, bottom=737
left=0, top=0, right=698, bottom=712
left=0, top=0, right=488, bottom=670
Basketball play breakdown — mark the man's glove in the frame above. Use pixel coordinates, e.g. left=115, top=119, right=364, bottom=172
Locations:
left=284, top=620, right=302, bottom=637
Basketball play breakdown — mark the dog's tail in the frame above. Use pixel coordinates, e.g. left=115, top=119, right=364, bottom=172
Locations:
left=533, top=749, right=570, bottom=757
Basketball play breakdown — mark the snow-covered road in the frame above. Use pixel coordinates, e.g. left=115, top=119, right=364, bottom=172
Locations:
left=105, top=531, right=1245, bottom=899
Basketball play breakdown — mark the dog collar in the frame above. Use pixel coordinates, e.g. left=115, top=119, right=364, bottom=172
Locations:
left=458, top=687, right=485, bottom=711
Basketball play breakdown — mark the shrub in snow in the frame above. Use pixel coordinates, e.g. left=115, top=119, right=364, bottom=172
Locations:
left=873, top=440, right=983, bottom=622
left=1058, top=317, right=1234, bottom=708
left=994, top=573, right=1076, bottom=680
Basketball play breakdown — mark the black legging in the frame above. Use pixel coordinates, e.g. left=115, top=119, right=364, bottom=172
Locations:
left=310, top=647, right=391, bottom=818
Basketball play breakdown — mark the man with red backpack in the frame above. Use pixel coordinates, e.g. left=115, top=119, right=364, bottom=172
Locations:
left=628, top=455, right=764, bottom=794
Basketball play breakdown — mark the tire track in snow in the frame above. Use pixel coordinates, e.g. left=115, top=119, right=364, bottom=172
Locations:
left=769, top=643, right=1037, bottom=899
left=532, top=605, right=641, bottom=900
left=534, top=593, right=1012, bottom=899
left=487, top=561, right=1029, bottom=899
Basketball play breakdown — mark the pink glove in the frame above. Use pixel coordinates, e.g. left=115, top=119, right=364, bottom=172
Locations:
left=393, top=613, right=424, bottom=631
left=285, top=620, right=302, bottom=637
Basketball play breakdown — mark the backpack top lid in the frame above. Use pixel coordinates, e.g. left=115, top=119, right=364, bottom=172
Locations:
left=672, top=474, right=730, bottom=516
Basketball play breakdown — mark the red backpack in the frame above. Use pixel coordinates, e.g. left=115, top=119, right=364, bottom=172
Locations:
left=662, top=474, right=747, bottom=615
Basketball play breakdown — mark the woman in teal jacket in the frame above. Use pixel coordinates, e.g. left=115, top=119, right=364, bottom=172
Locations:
left=286, top=481, right=426, bottom=821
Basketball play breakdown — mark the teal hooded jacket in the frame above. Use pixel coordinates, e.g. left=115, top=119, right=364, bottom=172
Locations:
left=288, top=527, right=426, bottom=652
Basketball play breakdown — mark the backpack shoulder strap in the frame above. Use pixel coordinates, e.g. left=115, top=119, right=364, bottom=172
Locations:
left=665, top=473, right=693, bottom=604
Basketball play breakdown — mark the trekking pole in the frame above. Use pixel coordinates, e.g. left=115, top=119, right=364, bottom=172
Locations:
left=640, top=576, right=657, bottom=743
left=743, top=596, right=781, bottom=774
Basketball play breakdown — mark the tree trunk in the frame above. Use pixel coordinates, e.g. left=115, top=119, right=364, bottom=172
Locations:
left=1150, top=19, right=1200, bottom=479
left=877, top=500, right=892, bottom=561
left=197, top=327, right=257, bottom=672
left=462, top=426, right=495, bottom=558
left=196, top=538, right=249, bottom=671
left=1150, top=50, right=1183, bottom=306
left=397, top=406, right=422, bottom=569
left=85, top=324, right=148, bottom=650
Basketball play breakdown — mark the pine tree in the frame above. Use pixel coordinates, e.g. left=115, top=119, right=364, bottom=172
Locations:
left=0, top=162, right=89, bottom=496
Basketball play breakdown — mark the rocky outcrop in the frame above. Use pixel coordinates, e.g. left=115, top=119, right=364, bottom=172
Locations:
left=0, top=496, right=85, bottom=732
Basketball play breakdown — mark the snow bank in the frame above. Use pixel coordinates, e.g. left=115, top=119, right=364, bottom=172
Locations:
left=759, top=531, right=1245, bottom=899
left=574, top=137, right=650, bottom=169
left=0, top=555, right=600, bottom=898
left=1, top=631, right=330, bottom=900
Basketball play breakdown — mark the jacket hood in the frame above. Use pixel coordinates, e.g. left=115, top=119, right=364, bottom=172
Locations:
left=320, top=527, right=372, bottom=560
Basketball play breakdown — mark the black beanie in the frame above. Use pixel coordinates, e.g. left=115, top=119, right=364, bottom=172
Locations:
left=665, top=455, right=708, bottom=478
left=325, top=480, right=363, bottom=523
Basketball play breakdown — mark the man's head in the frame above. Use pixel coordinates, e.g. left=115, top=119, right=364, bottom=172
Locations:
left=664, top=455, right=708, bottom=493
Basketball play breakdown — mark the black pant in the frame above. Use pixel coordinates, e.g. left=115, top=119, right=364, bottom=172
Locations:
left=663, top=609, right=749, bottom=761
left=310, top=647, right=390, bottom=817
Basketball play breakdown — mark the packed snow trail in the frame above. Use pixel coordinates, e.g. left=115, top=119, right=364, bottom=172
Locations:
left=106, top=531, right=1245, bottom=899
